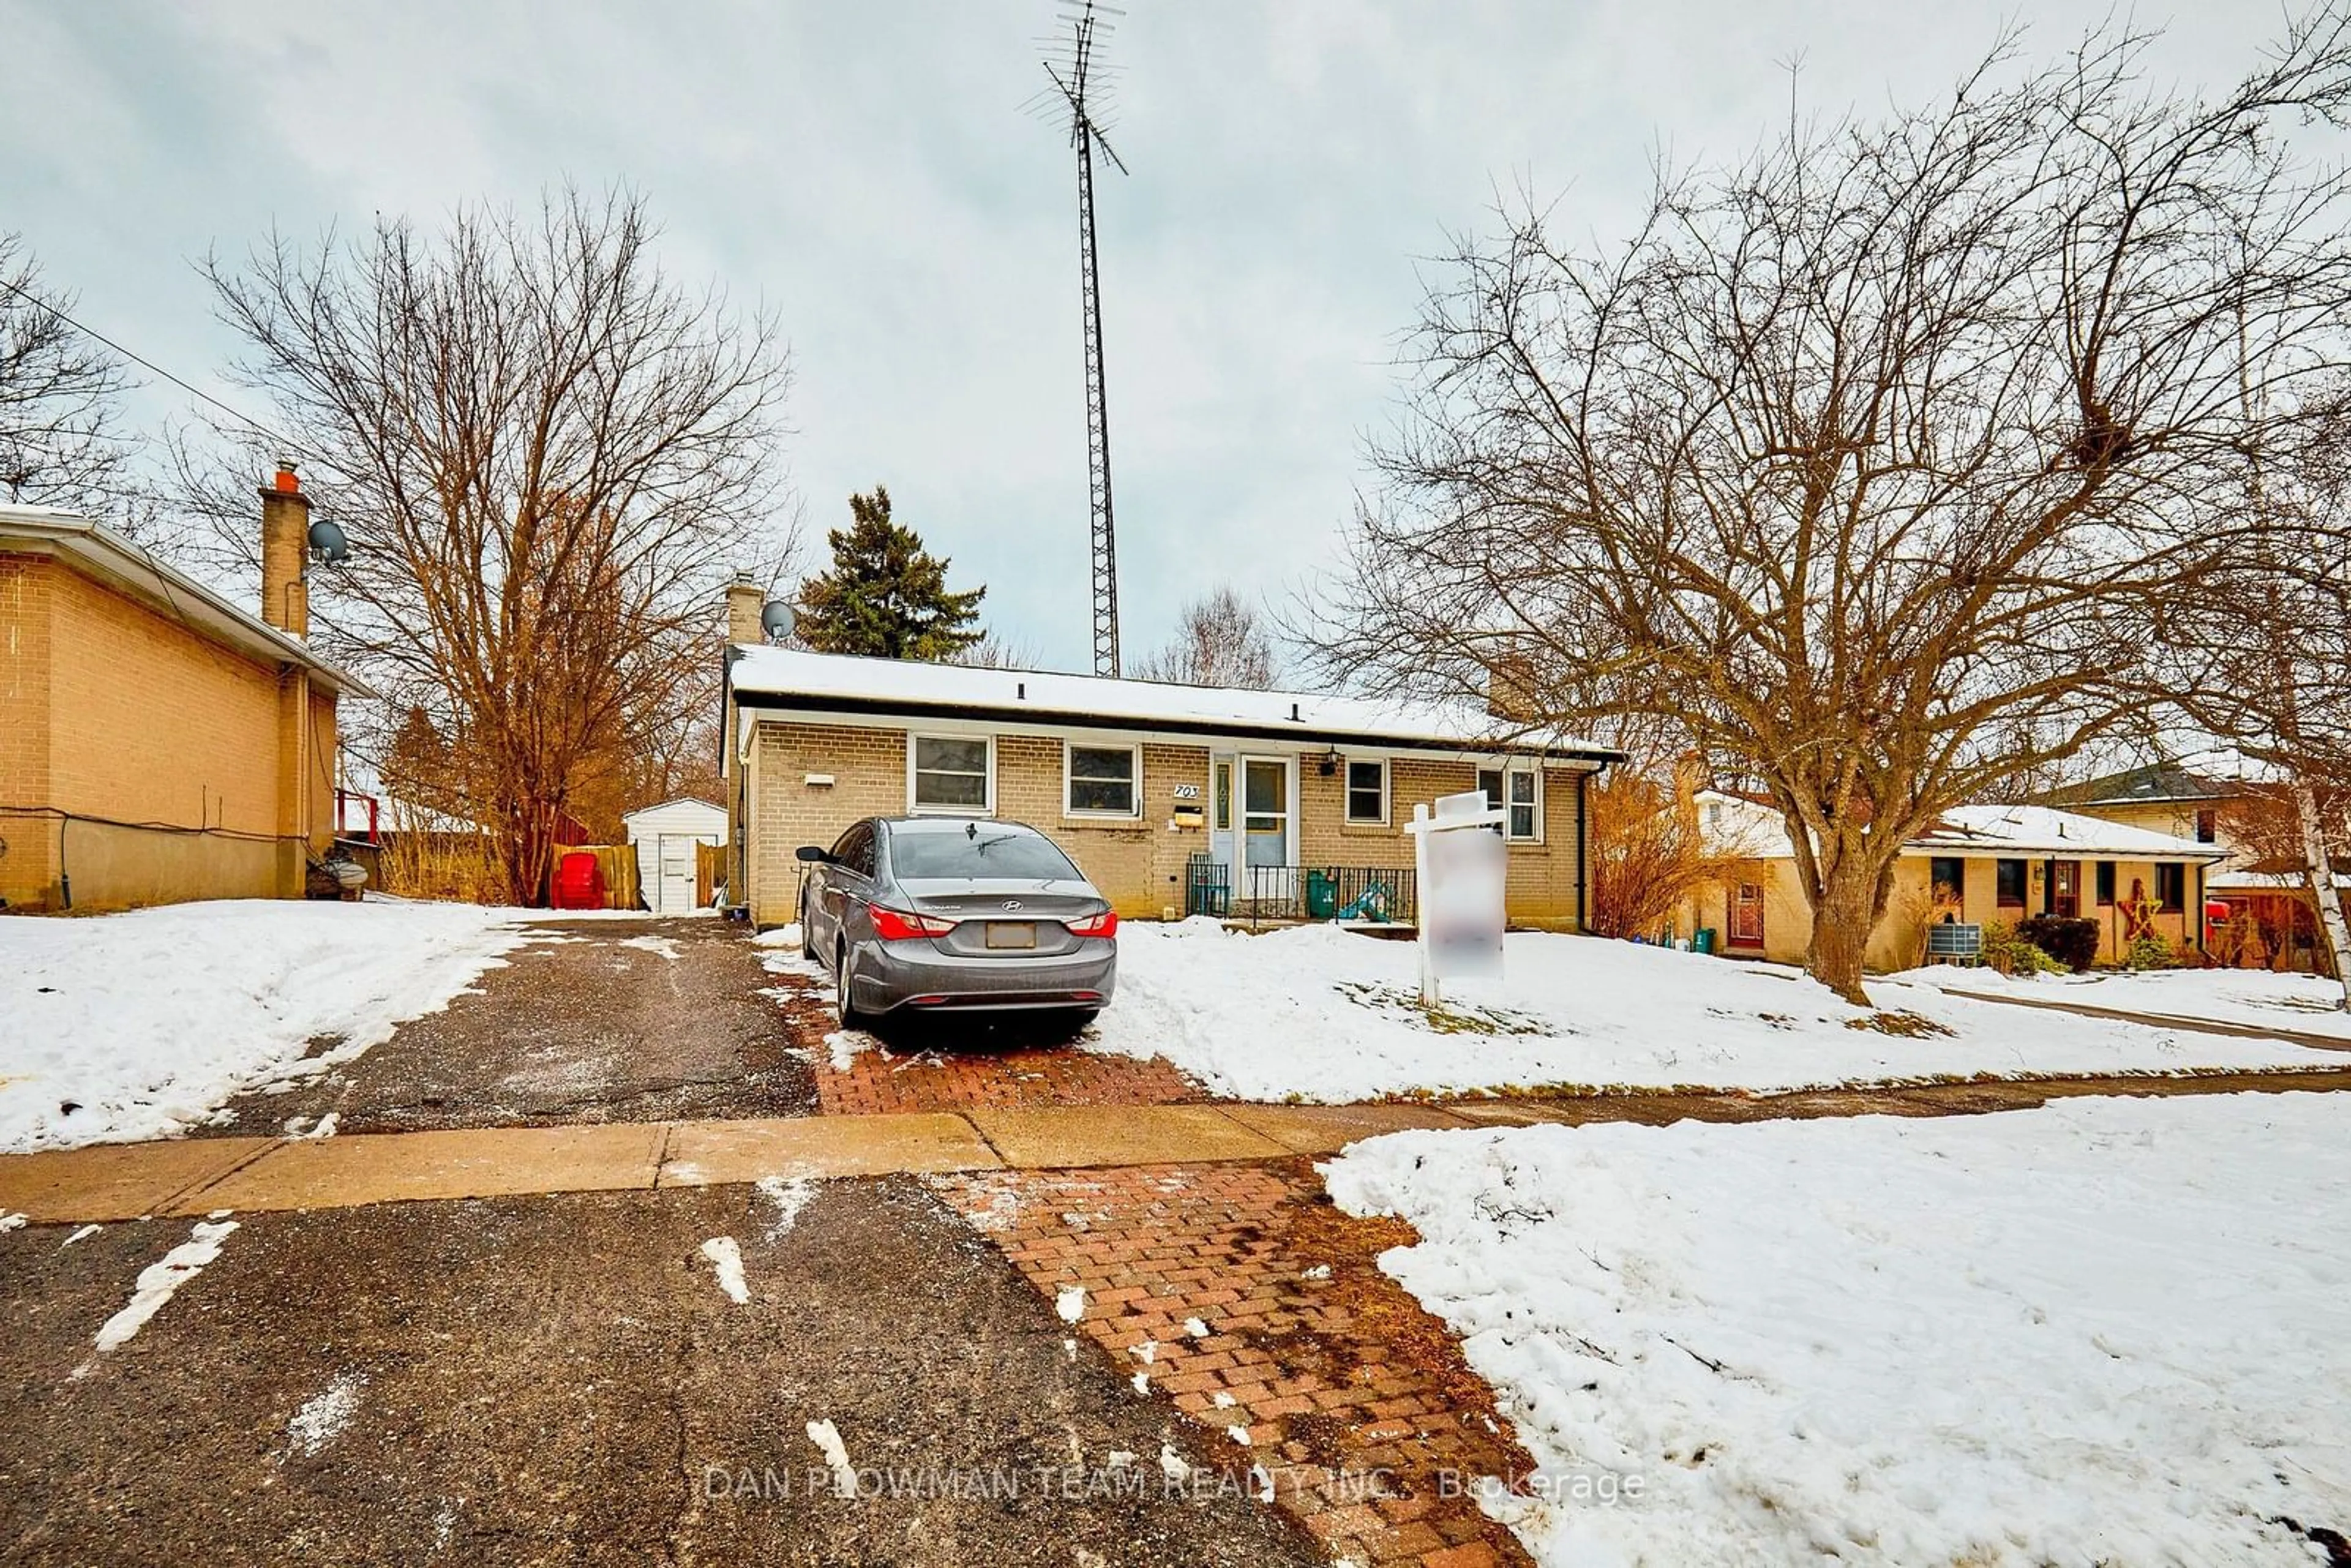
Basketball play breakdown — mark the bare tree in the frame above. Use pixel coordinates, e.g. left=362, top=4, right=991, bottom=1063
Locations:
left=190, top=187, right=793, bottom=904
left=1313, top=18, right=2351, bottom=1002
left=1585, top=765, right=1766, bottom=941
left=1133, top=586, right=1279, bottom=688
left=950, top=628, right=1047, bottom=670
left=0, top=233, right=137, bottom=512
left=2161, top=407, right=2351, bottom=1003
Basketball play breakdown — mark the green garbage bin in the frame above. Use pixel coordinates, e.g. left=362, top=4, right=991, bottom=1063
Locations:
left=1305, top=870, right=1338, bottom=918
left=1693, top=928, right=1717, bottom=955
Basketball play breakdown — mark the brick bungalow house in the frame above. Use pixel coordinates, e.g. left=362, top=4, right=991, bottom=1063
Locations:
left=717, top=585, right=1620, bottom=932
left=1679, top=792, right=2229, bottom=969
left=0, top=469, right=371, bottom=912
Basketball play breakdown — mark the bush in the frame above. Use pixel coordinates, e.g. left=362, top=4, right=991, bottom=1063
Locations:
left=2016, top=915, right=2100, bottom=973
left=1981, top=920, right=2063, bottom=977
left=2124, top=931, right=2178, bottom=970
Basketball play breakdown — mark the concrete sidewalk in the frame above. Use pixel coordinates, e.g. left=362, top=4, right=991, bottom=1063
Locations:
left=8, top=1069, right=2351, bottom=1225
left=1902, top=979, right=2351, bottom=1053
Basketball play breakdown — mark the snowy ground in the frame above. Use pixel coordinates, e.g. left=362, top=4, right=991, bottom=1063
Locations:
left=0, top=900, right=538, bottom=1151
left=1892, top=962, right=2351, bottom=1041
left=1086, top=921, right=2345, bottom=1102
left=1325, top=1094, right=2351, bottom=1567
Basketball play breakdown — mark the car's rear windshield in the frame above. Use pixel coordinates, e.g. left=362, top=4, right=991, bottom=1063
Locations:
left=888, top=828, right=1081, bottom=882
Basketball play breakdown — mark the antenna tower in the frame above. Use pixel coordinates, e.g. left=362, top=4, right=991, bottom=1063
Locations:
left=1034, top=0, right=1130, bottom=677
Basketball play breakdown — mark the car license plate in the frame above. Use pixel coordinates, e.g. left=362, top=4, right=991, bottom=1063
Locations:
left=984, top=922, right=1036, bottom=950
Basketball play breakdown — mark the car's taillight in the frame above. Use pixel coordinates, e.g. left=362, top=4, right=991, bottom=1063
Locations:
left=868, top=904, right=956, bottom=940
left=1065, top=910, right=1119, bottom=939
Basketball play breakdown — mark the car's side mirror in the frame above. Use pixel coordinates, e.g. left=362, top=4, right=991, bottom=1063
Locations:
left=794, top=846, right=830, bottom=864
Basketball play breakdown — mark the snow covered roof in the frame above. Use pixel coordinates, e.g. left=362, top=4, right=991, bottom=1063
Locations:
left=2210, top=869, right=2351, bottom=892
left=1693, top=790, right=1789, bottom=856
left=726, top=645, right=1621, bottom=759
left=1911, top=805, right=2227, bottom=861
left=621, top=796, right=724, bottom=825
left=1694, top=793, right=2226, bottom=861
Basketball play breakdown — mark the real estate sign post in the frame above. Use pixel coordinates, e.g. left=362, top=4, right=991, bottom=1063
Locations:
left=1408, top=789, right=1509, bottom=1005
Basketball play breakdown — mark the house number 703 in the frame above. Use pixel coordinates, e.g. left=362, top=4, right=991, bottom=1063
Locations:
left=1171, top=784, right=1201, bottom=800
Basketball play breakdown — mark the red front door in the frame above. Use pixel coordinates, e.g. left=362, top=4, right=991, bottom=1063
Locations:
left=2053, top=860, right=2080, bottom=919
left=1730, top=883, right=1765, bottom=948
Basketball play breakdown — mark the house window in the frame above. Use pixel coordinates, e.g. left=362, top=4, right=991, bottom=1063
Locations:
left=909, top=734, right=992, bottom=812
left=1344, top=760, right=1387, bottom=824
left=1065, top=742, right=1140, bottom=817
left=1477, top=765, right=1541, bottom=841
left=1929, top=857, right=1965, bottom=904
left=1213, top=762, right=1231, bottom=831
left=2195, top=808, right=2218, bottom=844
left=2156, top=861, right=2186, bottom=912
left=1995, top=858, right=2027, bottom=907
left=2096, top=860, right=2116, bottom=906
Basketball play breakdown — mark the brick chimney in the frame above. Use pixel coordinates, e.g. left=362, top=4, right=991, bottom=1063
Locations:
left=258, top=462, right=310, bottom=638
left=1483, top=634, right=1537, bottom=723
left=725, top=571, right=767, bottom=645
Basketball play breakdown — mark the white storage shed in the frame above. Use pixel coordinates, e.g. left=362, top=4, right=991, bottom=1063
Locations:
left=621, top=797, right=727, bottom=915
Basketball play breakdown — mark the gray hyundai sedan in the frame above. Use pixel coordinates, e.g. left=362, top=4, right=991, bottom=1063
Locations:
left=795, top=816, right=1119, bottom=1028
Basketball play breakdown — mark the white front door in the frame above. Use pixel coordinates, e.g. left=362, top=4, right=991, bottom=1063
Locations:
left=658, top=835, right=696, bottom=913
left=1236, top=756, right=1293, bottom=907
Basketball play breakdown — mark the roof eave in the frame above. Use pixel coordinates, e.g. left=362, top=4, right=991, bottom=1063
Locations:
left=730, top=688, right=1625, bottom=763
left=1, top=510, right=377, bottom=699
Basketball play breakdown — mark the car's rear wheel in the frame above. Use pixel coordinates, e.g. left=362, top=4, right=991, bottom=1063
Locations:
left=834, top=942, right=862, bottom=1029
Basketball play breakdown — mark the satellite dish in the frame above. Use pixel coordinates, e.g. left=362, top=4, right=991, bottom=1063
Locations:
left=307, top=518, right=350, bottom=565
left=760, top=599, right=797, bottom=642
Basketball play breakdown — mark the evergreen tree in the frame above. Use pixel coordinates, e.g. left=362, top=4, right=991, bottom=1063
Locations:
left=794, top=487, right=986, bottom=659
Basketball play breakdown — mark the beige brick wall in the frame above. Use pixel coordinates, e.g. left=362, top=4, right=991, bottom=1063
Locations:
left=740, top=715, right=1588, bottom=932
left=1682, top=852, right=2208, bottom=970
left=0, top=549, right=340, bottom=911
left=1, top=554, right=58, bottom=904
left=741, top=721, right=1215, bottom=926
left=1299, top=756, right=1586, bottom=929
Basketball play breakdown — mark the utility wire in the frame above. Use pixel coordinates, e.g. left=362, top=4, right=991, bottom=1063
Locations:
left=0, top=271, right=320, bottom=463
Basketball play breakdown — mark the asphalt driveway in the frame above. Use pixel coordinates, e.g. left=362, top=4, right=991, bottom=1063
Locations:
left=0, top=1176, right=1319, bottom=1567
left=203, top=917, right=817, bottom=1136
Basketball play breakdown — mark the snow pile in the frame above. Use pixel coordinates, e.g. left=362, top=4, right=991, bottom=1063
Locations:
left=0, top=899, right=536, bottom=1151
left=1324, top=1096, right=2351, bottom=1566
left=699, top=1236, right=751, bottom=1305
left=756, top=1175, right=818, bottom=1237
left=805, top=1418, right=857, bottom=1498
left=88, top=1218, right=241, bottom=1356
left=1086, top=921, right=2342, bottom=1101
left=1895, top=964, right=2351, bottom=1042
left=618, top=934, right=682, bottom=960
left=285, top=1371, right=367, bottom=1459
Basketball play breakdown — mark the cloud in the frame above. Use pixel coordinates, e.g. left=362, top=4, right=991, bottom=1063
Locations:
left=2, top=0, right=2302, bottom=670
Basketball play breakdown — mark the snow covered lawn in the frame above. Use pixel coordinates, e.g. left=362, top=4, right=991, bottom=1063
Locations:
left=1894, top=962, right=2351, bottom=1041
left=1086, top=921, right=2345, bottom=1102
left=1325, top=1093, right=2351, bottom=1566
left=1, top=899, right=535, bottom=1151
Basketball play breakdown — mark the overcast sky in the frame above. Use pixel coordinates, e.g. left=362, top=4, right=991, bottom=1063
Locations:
left=1, top=1, right=2299, bottom=673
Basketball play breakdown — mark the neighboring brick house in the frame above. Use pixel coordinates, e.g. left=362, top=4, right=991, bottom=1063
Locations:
left=0, top=469, right=371, bottom=912
left=2040, top=761, right=2246, bottom=863
left=716, top=589, right=1620, bottom=932
left=1679, top=792, right=2229, bottom=969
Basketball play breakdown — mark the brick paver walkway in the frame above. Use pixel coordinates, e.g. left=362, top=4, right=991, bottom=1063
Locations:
left=815, top=1040, right=1204, bottom=1116
left=933, top=1160, right=1534, bottom=1568
left=761, top=968, right=1210, bottom=1115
